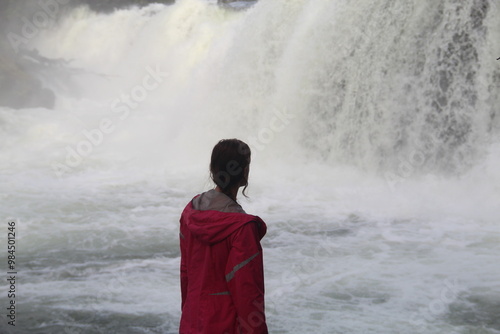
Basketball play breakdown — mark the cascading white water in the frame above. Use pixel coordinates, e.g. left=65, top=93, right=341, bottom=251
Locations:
left=2, top=0, right=499, bottom=175
left=1, top=0, right=499, bottom=333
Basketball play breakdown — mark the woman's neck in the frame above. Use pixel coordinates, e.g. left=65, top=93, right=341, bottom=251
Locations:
left=215, top=186, right=238, bottom=202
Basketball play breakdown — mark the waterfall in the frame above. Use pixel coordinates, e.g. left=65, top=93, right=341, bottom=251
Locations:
left=1, top=1, right=500, bottom=333
left=1, top=0, right=498, bottom=177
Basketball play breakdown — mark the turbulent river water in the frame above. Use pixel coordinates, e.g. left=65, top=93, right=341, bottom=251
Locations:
left=1, top=0, right=499, bottom=333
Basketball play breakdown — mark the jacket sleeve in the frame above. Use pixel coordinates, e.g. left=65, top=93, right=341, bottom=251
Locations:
left=180, top=223, right=188, bottom=309
left=225, top=221, right=268, bottom=334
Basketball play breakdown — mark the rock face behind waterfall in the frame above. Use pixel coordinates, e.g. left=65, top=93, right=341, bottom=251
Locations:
left=0, top=1, right=55, bottom=109
left=0, top=0, right=178, bottom=110
left=0, top=50, right=56, bottom=110
left=71, top=0, right=175, bottom=13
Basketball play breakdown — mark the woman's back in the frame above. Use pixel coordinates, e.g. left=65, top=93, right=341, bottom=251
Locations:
left=179, top=139, right=268, bottom=334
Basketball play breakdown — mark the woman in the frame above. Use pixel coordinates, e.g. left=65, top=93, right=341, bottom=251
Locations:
left=179, top=139, right=268, bottom=334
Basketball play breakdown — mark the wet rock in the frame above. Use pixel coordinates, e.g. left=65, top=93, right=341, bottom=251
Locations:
left=71, top=0, right=175, bottom=13
left=0, top=51, right=55, bottom=110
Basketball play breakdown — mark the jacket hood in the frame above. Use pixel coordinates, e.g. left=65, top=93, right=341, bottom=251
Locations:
left=181, top=196, right=266, bottom=245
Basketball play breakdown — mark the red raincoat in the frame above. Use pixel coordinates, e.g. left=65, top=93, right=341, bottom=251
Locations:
left=179, top=192, right=268, bottom=334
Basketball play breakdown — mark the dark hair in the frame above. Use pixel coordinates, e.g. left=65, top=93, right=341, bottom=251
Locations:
left=210, top=139, right=251, bottom=198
